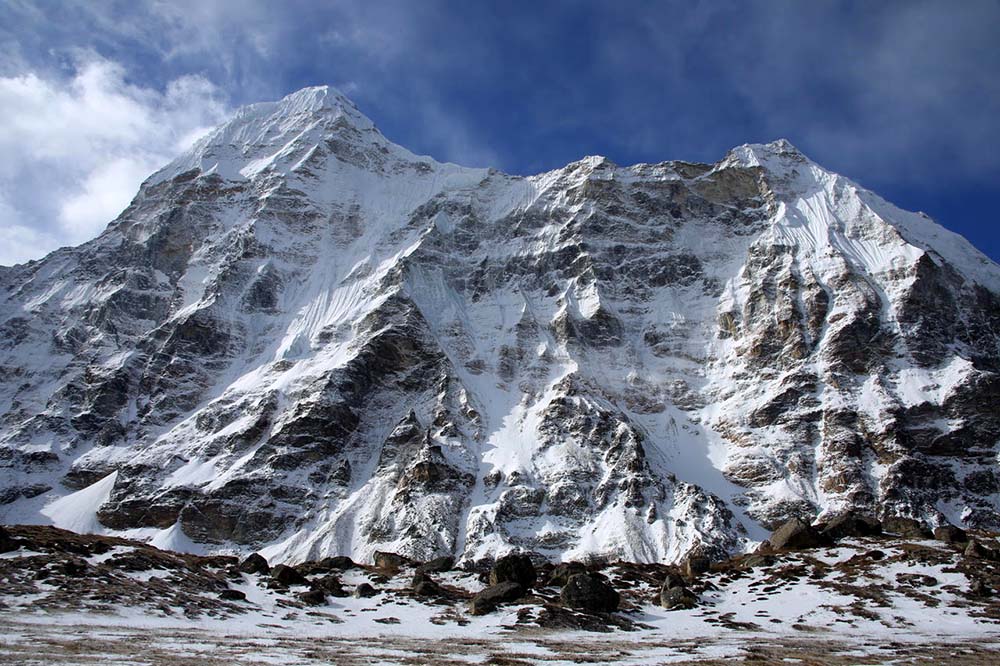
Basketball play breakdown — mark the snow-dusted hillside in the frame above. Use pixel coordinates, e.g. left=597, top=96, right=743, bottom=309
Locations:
left=1, top=86, right=998, bottom=565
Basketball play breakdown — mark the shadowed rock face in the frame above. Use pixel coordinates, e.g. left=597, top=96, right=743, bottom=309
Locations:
left=1, top=88, right=999, bottom=566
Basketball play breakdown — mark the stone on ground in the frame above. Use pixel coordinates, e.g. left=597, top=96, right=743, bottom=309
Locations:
left=271, top=564, right=308, bottom=586
left=469, top=581, right=524, bottom=615
left=767, top=518, right=834, bottom=550
left=560, top=573, right=619, bottom=613
left=821, top=512, right=882, bottom=540
left=933, top=524, right=968, bottom=544
left=489, top=553, right=536, bottom=589
left=238, top=553, right=270, bottom=575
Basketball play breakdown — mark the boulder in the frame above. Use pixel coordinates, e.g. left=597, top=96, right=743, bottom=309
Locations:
left=317, top=555, right=356, bottom=571
left=411, top=571, right=433, bottom=588
left=560, top=573, right=619, bottom=613
left=742, top=554, right=776, bottom=569
left=271, top=564, right=308, bottom=586
left=373, top=551, right=410, bottom=571
left=469, top=581, right=524, bottom=615
left=767, top=518, right=833, bottom=550
left=412, top=579, right=437, bottom=596
left=661, top=571, right=686, bottom=590
left=238, top=553, right=270, bottom=575
left=536, top=561, right=555, bottom=581
left=933, top=524, right=968, bottom=544
left=62, top=560, right=88, bottom=577
left=820, top=512, right=882, bottom=540
left=846, top=549, right=887, bottom=565
left=896, top=573, right=938, bottom=588
left=218, top=589, right=247, bottom=601
left=354, top=582, right=379, bottom=598
left=415, top=556, right=454, bottom=574
left=964, top=539, right=1000, bottom=561
left=969, top=578, right=992, bottom=598
left=312, top=574, right=349, bottom=597
left=90, top=541, right=112, bottom=556
left=660, top=583, right=698, bottom=610
left=682, top=555, right=711, bottom=578
left=489, top=553, right=536, bottom=589
left=413, top=580, right=444, bottom=597
left=882, top=516, right=931, bottom=539
left=298, top=589, right=327, bottom=606
left=660, top=571, right=697, bottom=610
left=547, top=561, right=587, bottom=587
left=203, top=554, right=239, bottom=569
left=0, top=526, right=17, bottom=554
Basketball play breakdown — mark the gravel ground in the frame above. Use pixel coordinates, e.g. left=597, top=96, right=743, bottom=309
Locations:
left=1, top=618, right=1000, bottom=666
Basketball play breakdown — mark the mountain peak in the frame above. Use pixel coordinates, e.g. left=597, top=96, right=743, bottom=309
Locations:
left=726, top=138, right=810, bottom=171
left=279, top=84, right=350, bottom=110
left=248, top=85, right=372, bottom=128
left=147, top=85, right=382, bottom=185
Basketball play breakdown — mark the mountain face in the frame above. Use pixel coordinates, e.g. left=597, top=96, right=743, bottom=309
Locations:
left=1, top=86, right=999, bottom=566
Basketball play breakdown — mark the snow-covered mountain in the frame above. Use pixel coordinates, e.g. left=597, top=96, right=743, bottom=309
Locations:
left=1, top=86, right=998, bottom=565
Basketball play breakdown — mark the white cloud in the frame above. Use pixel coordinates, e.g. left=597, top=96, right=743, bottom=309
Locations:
left=0, top=194, right=60, bottom=266
left=58, top=157, right=158, bottom=239
left=0, top=56, right=229, bottom=266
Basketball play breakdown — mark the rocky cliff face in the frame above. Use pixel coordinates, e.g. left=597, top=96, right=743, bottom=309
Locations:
left=1, top=86, right=998, bottom=565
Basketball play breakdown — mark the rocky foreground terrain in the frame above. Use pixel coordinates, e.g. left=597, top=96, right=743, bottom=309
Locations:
left=2, top=514, right=1000, bottom=664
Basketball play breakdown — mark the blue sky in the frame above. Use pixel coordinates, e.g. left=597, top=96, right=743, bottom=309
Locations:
left=1, top=0, right=998, bottom=265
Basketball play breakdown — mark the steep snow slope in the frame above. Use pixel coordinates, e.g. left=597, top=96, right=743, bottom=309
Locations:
left=1, top=87, right=998, bottom=565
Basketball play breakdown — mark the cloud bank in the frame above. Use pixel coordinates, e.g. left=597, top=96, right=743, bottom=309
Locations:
left=0, top=56, right=228, bottom=265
